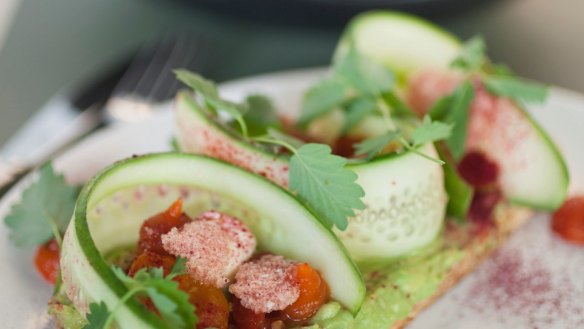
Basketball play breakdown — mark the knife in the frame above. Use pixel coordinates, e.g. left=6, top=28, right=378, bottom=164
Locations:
left=0, top=34, right=210, bottom=197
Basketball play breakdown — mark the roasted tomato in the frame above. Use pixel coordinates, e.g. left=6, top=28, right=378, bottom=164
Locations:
left=552, top=196, right=584, bottom=244
left=138, top=198, right=191, bottom=255
left=457, top=150, right=500, bottom=188
left=128, top=250, right=176, bottom=277
left=34, top=239, right=60, bottom=284
left=175, top=274, right=229, bottom=329
left=231, top=298, right=266, bottom=329
left=282, top=263, right=330, bottom=322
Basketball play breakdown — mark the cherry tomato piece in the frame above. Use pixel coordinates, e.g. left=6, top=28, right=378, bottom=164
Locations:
left=282, top=263, right=330, bottom=322
left=231, top=298, right=267, bottom=329
left=128, top=250, right=176, bottom=277
left=174, top=274, right=229, bottom=329
left=552, top=196, right=584, bottom=244
left=34, top=239, right=60, bottom=284
left=138, top=198, right=191, bottom=255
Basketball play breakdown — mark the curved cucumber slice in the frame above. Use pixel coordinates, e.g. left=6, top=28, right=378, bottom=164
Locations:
left=341, top=10, right=568, bottom=210
left=176, top=93, right=447, bottom=262
left=60, top=154, right=365, bottom=328
left=335, top=11, right=461, bottom=79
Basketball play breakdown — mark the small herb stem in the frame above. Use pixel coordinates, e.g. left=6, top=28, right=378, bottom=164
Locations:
left=253, top=136, right=297, bottom=154
left=102, top=287, right=144, bottom=329
left=399, top=138, right=445, bottom=165
left=376, top=97, right=395, bottom=131
left=47, top=216, right=63, bottom=248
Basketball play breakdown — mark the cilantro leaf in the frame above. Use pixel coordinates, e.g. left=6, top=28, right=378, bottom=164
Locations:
left=450, top=36, right=487, bottom=71
left=442, top=82, right=475, bottom=160
left=483, top=76, right=548, bottom=104
left=266, top=128, right=305, bottom=150
left=111, top=265, right=196, bottom=328
left=299, top=80, right=347, bottom=126
left=175, top=69, right=249, bottom=136
left=243, top=94, right=281, bottom=136
left=342, top=97, right=377, bottom=133
left=4, top=164, right=78, bottom=248
left=411, top=116, right=453, bottom=146
left=354, top=131, right=401, bottom=160
left=169, top=257, right=187, bottom=279
left=383, top=91, right=415, bottom=117
left=289, top=144, right=365, bottom=230
left=83, top=302, right=109, bottom=329
left=335, top=47, right=394, bottom=96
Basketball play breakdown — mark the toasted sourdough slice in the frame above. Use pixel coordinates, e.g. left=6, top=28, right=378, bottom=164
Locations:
left=381, top=206, right=532, bottom=329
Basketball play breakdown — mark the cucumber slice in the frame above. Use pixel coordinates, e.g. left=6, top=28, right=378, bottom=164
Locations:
left=176, top=93, right=447, bottom=262
left=340, top=10, right=568, bottom=210
left=60, top=154, right=365, bottom=328
left=335, top=11, right=461, bottom=79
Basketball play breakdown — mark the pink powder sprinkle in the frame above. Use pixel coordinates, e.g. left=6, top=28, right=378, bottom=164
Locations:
left=229, top=255, right=300, bottom=313
left=161, top=211, right=256, bottom=288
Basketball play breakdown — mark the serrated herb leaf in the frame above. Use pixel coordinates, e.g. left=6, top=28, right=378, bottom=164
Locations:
left=443, top=82, right=475, bottom=160
left=289, top=144, right=365, bottom=230
left=175, top=69, right=249, bottom=137
left=299, top=80, right=347, bottom=126
left=4, top=164, right=78, bottom=248
left=342, top=97, right=377, bottom=133
left=354, top=131, right=401, bottom=160
left=411, top=116, right=453, bottom=146
left=83, top=302, right=109, bottom=329
left=450, top=36, right=487, bottom=71
left=483, top=76, right=548, bottom=104
left=243, top=94, right=281, bottom=136
left=109, top=265, right=196, bottom=328
left=383, top=91, right=415, bottom=117
left=266, top=128, right=305, bottom=150
left=335, top=47, right=394, bottom=96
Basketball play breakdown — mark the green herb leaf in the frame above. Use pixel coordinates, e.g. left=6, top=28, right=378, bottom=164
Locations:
left=443, top=82, right=475, bottom=160
left=354, top=131, right=401, bottom=160
left=243, top=94, right=281, bottom=136
left=383, top=91, right=415, bottom=117
left=83, top=302, right=109, bottom=329
left=299, top=79, right=347, bottom=126
left=175, top=69, right=249, bottom=137
left=335, top=47, right=394, bottom=96
left=111, top=266, right=196, bottom=328
left=435, top=144, right=473, bottom=221
left=450, top=36, right=487, bottom=71
left=483, top=76, right=548, bottom=104
left=428, top=95, right=453, bottom=120
left=491, top=63, right=514, bottom=77
left=168, top=257, right=187, bottom=279
left=289, top=144, right=365, bottom=230
left=342, top=97, right=377, bottom=133
left=266, top=128, right=305, bottom=150
left=4, top=164, right=78, bottom=248
left=411, top=116, right=453, bottom=146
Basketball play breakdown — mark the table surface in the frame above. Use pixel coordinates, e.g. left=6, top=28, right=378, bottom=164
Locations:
left=0, top=0, right=583, bottom=146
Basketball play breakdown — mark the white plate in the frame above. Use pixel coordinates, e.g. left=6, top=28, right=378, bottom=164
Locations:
left=1, top=68, right=584, bottom=328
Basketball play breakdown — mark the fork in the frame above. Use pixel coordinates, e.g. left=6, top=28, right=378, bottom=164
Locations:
left=0, top=34, right=211, bottom=198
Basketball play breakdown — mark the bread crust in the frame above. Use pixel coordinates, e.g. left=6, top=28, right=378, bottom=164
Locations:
left=389, top=206, right=532, bottom=329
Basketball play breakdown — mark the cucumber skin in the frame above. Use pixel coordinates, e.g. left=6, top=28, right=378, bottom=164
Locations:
left=177, top=94, right=448, bottom=262
left=60, top=153, right=366, bottom=328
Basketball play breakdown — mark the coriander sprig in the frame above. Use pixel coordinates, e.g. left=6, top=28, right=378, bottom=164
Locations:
left=4, top=164, right=78, bottom=249
left=84, top=258, right=195, bottom=329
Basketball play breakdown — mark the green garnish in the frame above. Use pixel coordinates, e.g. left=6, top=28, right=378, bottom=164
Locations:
left=298, top=47, right=396, bottom=128
left=449, top=35, right=548, bottom=105
left=450, top=36, right=487, bottom=72
left=289, top=144, right=365, bottom=231
left=4, top=164, right=78, bottom=248
left=243, top=94, right=282, bottom=136
left=483, top=75, right=548, bottom=104
left=175, top=69, right=249, bottom=137
left=432, top=82, right=475, bottom=160
left=342, top=97, right=377, bottom=133
left=84, top=259, right=195, bottom=329
left=355, top=116, right=452, bottom=163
